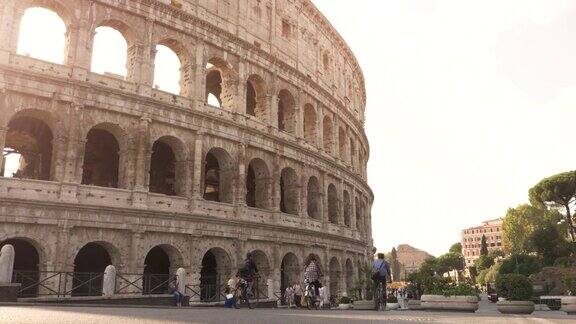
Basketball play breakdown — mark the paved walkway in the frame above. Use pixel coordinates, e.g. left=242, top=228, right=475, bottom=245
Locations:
left=0, top=306, right=573, bottom=324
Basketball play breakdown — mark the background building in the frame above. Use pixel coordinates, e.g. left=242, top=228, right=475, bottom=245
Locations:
left=0, top=0, right=372, bottom=300
left=391, top=244, right=433, bottom=281
left=461, top=219, right=503, bottom=267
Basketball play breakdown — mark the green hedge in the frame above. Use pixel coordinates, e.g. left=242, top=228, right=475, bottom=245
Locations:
left=496, top=274, right=533, bottom=301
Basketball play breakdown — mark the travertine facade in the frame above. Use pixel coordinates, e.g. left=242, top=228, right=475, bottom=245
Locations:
left=395, top=244, right=433, bottom=281
left=0, top=0, right=372, bottom=298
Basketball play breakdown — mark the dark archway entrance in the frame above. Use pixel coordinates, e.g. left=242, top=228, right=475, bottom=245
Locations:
left=143, top=246, right=171, bottom=294
left=149, top=141, right=176, bottom=196
left=200, top=251, right=217, bottom=301
left=72, top=243, right=112, bottom=296
left=280, top=253, right=300, bottom=297
left=0, top=239, right=40, bottom=297
left=81, top=128, right=120, bottom=188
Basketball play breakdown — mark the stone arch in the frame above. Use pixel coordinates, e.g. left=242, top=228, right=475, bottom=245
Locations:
left=345, top=258, right=354, bottom=295
left=72, top=241, right=120, bottom=296
left=3, top=111, right=55, bottom=181
left=343, top=190, right=351, bottom=227
left=329, top=257, right=342, bottom=297
left=304, top=253, right=324, bottom=274
left=280, top=252, right=301, bottom=293
left=306, top=176, right=321, bottom=220
left=143, top=244, right=184, bottom=294
left=338, top=127, right=347, bottom=160
left=277, top=89, right=296, bottom=134
left=90, top=19, right=138, bottom=79
left=328, top=183, right=339, bottom=224
left=200, top=247, right=233, bottom=301
left=154, top=38, right=191, bottom=96
left=250, top=249, right=271, bottom=295
left=203, top=147, right=235, bottom=204
left=355, top=196, right=364, bottom=234
left=149, top=136, right=186, bottom=196
left=205, top=57, right=236, bottom=109
left=303, top=104, right=317, bottom=144
left=15, top=1, right=73, bottom=65
left=246, top=158, right=271, bottom=209
left=280, top=167, right=299, bottom=215
left=81, top=123, right=125, bottom=189
left=323, top=116, right=334, bottom=154
left=0, top=237, right=44, bottom=297
left=246, top=74, right=267, bottom=121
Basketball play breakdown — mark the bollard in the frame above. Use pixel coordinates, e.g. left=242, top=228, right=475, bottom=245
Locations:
left=102, top=265, right=116, bottom=297
left=176, top=268, right=187, bottom=295
left=0, top=245, right=15, bottom=284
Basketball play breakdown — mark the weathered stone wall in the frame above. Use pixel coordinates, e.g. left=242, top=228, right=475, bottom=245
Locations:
left=0, top=0, right=372, bottom=297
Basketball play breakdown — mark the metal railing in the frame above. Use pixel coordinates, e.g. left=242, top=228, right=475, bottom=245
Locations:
left=114, top=273, right=176, bottom=295
left=12, top=271, right=104, bottom=298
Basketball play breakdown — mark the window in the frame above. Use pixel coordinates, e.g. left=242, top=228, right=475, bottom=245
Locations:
left=281, top=19, right=291, bottom=38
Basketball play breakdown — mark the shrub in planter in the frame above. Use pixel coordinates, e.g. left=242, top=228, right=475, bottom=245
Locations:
left=562, top=275, right=576, bottom=315
left=495, top=274, right=534, bottom=314
left=387, top=295, right=398, bottom=303
left=339, top=296, right=352, bottom=305
left=421, top=283, right=480, bottom=312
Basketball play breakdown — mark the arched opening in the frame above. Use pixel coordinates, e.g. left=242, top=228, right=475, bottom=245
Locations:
left=323, top=116, right=334, bottom=153
left=2, top=115, right=53, bottom=181
left=355, top=197, right=364, bottom=234
left=205, top=59, right=235, bottom=109
left=91, top=26, right=129, bottom=78
left=343, top=190, right=351, bottom=227
left=81, top=127, right=120, bottom=188
left=72, top=242, right=113, bottom=296
left=277, top=90, right=296, bottom=134
left=338, top=127, right=347, bottom=161
left=280, top=253, right=300, bottom=296
left=143, top=246, right=171, bottom=294
left=17, top=7, right=67, bottom=64
left=153, top=45, right=182, bottom=95
left=246, top=75, right=267, bottom=120
left=246, top=159, right=271, bottom=209
left=280, top=167, right=299, bottom=215
left=306, top=176, right=321, bottom=220
left=200, top=248, right=231, bottom=302
left=251, top=250, right=270, bottom=297
left=203, top=148, right=234, bottom=203
left=329, top=257, right=341, bottom=298
left=149, top=137, right=184, bottom=196
left=303, top=104, right=317, bottom=144
left=349, top=138, right=356, bottom=169
left=328, top=184, right=339, bottom=225
left=0, top=239, right=40, bottom=297
left=345, top=259, right=354, bottom=295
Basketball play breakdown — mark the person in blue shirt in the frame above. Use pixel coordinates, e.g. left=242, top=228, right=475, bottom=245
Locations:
left=372, top=253, right=391, bottom=310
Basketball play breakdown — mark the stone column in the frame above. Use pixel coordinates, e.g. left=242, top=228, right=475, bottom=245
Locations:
left=63, top=105, right=82, bottom=183
left=299, top=171, right=308, bottom=219
left=269, top=80, right=279, bottom=129
left=295, top=90, right=304, bottom=139
left=235, top=143, right=246, bottom=206
left=338, top=180, right=345, bottom=226
left=68, top=6, right=92, bottom=81
left=191, top=133, right=204, bottom=199
left=272, top=153, right=281, bottom=212
left=0, top=0, right=18, bottom=63
left=0, top=126, right=7, bottom=173
left=351, top=190, right=357, bottom=231
left=192, top=43, right=206, bottom=104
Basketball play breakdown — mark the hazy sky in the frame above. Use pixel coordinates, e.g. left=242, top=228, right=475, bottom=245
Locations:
left=14, top=2, right=576, bottom=256
left=312, top=0, right=576, bottom=255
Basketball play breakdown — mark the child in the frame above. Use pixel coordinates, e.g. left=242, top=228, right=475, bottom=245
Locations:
left=224, top=285, right=237, bottom=309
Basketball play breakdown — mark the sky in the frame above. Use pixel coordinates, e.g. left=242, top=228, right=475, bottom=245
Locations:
left=12, top=2, right=576, bottom=256
left=311, top=0, right=576, bottom=255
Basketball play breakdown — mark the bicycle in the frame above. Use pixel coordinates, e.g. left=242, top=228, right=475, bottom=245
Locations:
left=304, top=278, right=319, bottom=310
left=374, top=280, right=386, bottom=311
left=234, top=277, right=255, bottom=309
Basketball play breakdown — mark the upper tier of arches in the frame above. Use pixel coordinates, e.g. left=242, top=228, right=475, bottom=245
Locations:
left=0, top=0, right=369, bottom=178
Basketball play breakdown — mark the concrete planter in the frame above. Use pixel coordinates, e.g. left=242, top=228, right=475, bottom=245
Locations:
left=496, top=300, right=535, bottom=314
left=407, top=299, right=422, bottom=310
left=421, top=295, right=479, bottom=313
left=562, top=296, right=576, bottom=315
left=387, top=302, right=400, bottom=310
left=338, top=303, right=351, bottom=310
left=353, top=300, right=375, bottom=310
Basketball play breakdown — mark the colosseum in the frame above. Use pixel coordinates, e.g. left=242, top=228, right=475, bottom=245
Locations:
left=0, top=0, right=372, bottom=301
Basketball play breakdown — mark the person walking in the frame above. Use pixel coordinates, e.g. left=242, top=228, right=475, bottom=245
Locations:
left=293, top=282, right=303, bottom=308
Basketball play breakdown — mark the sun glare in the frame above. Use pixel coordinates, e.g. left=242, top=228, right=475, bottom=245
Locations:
left=153, top=45, right=181, bottom=94
left=16, top=7, right=66, bottom=64
left=91, top=26, right=128, bottom=77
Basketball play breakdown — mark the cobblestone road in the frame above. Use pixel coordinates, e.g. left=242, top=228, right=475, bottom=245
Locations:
left=0, top=306, right=574, bottom=324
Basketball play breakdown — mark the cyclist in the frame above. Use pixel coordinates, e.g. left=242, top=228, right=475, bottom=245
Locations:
left=235, top=252, right=259, bottom=308
left=304, top=256, right=323, bottom=302
left=372, top=253, right=391, bottom=310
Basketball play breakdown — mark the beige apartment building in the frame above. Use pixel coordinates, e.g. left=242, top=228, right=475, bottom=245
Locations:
left=461, top=219, right=504, bottom=267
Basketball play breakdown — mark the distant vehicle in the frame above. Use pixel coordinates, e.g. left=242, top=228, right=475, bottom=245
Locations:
left=486, top=282, right=498, bottom=303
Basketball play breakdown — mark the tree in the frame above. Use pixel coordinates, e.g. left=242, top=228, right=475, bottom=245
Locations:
left=480, top=235, right=488, bottom=256
left=436, top=252, right=465, bottom=274
left=503, top=204, right=549, bottom=254
left=476, top=254, right=495, bottom=271
left=498, top=254, right=542, bottom=277
left=529, top=216, right=572, bottom=266
left=449, top=243, right=462, bottom=255
left=529, top=171, right=576, bottom=241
